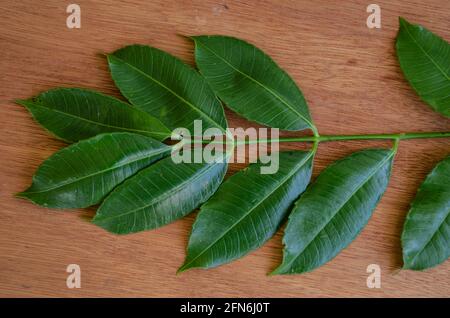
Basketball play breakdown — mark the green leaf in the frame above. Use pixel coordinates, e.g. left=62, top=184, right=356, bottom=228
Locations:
left=273, top=149, right=395, bottom=275
left=16, top=88, right=171, bottom=142
left=107, top=45, right=227, bottom=134
left=17, top=133, right=171, bottom=208
left=402, top=155, right=450, bottom=270
left=179, top=151, right=314, bottom=272
left=396, top=17, right=450, bottom=117
left=192, top=36, right=315, bottom=132
left=93, top=156, right=228, bottom=234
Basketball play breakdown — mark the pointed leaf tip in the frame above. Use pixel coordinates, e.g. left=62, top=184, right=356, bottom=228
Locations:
left=176, top=263, right=190, bottom=274
left=176, top=33, right=192, bottom=41
left=15, top=191, right=28, bottom=199
left=15, top=99, right=28, bottom=106
left=268, top=268, right=281, bottom=276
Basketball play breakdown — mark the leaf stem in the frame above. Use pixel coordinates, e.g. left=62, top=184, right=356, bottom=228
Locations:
left=392, top=137, right=400, bottom=154
left=316, top=131, right=450, bottom=142
left=182, top=131, right=450, bottom=145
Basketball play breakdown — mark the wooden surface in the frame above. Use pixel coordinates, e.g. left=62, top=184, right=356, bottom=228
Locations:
left=1, top=0, right=449, bottom=297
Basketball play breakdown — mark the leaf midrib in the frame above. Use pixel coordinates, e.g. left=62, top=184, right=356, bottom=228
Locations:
left=281, top=150, right=394, bottom=271
left=109, top=54, right=227, bottom=133
left=181, top=151, right=314, bottom=270
left=401, top=19, right=450, bottom=81
left=23, top=147, right=170, bottom=195
left=23, top=101, right=169, bottom=138
left=195, top=38, right=315, bottom=130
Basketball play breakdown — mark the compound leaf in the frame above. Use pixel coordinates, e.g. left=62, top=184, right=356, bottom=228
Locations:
left=179, top=151, right=314, bottom=272
left=17, top=88, right=170, bottom=142
left=273, top=149, right=395, bottom=274
left=192, top=36, right=315, bottom=132
left=17, top=133, right=171, bottom=208
left=402, top=155, right=450, bottom=270
left=107, top=45, right=227, bottom=134
left=396, top=17, right=450, bottom=117
left=93, top=156, right=228, bottom=234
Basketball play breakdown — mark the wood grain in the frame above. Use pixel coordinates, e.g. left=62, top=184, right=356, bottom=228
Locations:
left=1, top=0, right=449, bottom=297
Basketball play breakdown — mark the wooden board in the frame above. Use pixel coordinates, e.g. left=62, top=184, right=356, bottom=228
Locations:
left=1, top=0, right=449, bottom=297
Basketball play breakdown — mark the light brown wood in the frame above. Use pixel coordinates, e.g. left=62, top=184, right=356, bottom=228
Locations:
left=1, top=0, right=449, bottom=297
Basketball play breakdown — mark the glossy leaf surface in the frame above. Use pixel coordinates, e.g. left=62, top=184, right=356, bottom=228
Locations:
left=192, top=36, right=314, bottom=131
left=273, top=149, right=395, bottom=274
left=396, top=17, right=450, bottom=117
left=18, top=133, right=171, bottom=208
left=179, top=151, right=314, bottom=272
left=402, top=155, right=450, bottom=270
left=107, top=45, right=227, bottom=134
left=17, top=88, right=170, bottom=142
left=93, top=157, right=228, bottom=234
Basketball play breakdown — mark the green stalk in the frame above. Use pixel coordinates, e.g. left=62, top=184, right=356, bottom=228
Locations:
left=316, top=131, right=450, bottom=142
left=183, top=131, right=450, bottom=145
